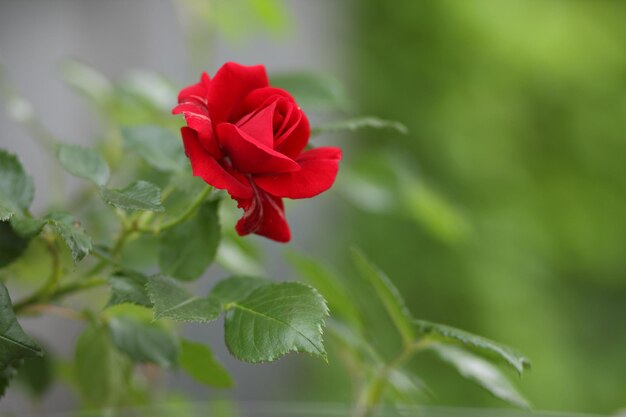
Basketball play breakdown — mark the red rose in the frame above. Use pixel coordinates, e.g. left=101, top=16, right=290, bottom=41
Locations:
left=173, top=62, right=341, bottom=242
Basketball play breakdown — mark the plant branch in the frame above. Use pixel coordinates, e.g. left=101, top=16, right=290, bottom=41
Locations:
left=137, top=185, right=212, bottom=233
left=14, top=277, right=107, bottom=314
left=353, top=338, right=432, bottom=417
left=11, top=237, right=62, bottom=313
left=19, top=304, right=86, bottom=321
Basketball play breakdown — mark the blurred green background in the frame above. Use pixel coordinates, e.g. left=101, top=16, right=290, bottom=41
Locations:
left=2, top=0, right=626, bottom=414
left=307, top=0, right=626, bottom=413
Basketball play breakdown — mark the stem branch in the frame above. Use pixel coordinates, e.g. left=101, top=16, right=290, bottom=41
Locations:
left=353, top=338, right=432, bottom=417
left=137, top=185, right=211, bottom=233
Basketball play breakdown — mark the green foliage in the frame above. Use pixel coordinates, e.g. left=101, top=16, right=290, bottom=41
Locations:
left=351, top=248, right=415, bottom=345
left=224, top=282, right=328, bottom=363
left=9, top=217, right=46, bottom=239
left=121, top=125, right=186, bottom=172
left=0, top=204, right=12, bottom=222
left=45, top=212, right=93, bottom=263
left=415, top=320, right=530, bottom=375
left=147, top=275, right=221, bottom=322
left=209, top=275, right=269, bottom=305
left=297, top=249, right=531, bottom=411
left=0, top=221, right=29, bottom=268
left=15, top=353, right=54, bottom=399
left=0, top=282, right=42, bottom=371
left=74, top=323, right=131, bottom=407
left=60, top=59, right=113, bottom=108
left=340, top=152, right=470, bottom=245
left=431, top=345, right=529, bottom=408
left=158, top=200, right=220, bottom=281
left=179, top=339, right=233, bottom=388
left=311, top=116, right=408, bottom=136
left=107, top=271, right=151, bottom=308
left=0, top=362, right=19, bottom=399
left=0, top=150, right=34, bottom=216
left=0, top=39, right=534, bottom=413
left=286, top=251, right=362, bottom=331
left=100, top=180, right=164, bottom=212
left=56, top=143, right=110, bottom=186
left=108, top=316, right=179, bottom=368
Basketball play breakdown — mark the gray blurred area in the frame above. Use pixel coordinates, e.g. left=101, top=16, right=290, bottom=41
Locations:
left=0, top=0, right=347, bottom=413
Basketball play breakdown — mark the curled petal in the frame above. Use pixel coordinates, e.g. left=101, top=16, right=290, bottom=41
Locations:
left=237, top=86, right=294, bottom=117
left=254, top=147, right=342, bottom=199
left=173, top=72, right=221, bottom=158
left=235, top=101, right=277, bottom=148
left=207, top=62, right=269, bottom=125
left=217, top=123, right=300, bottom=175
left=274, top=109, right=310, bottom=159
left=235, top=191, right=290, bottom=242
left=181, top=127, right=252, bottom=199
left=176, top=72, right=210, bottom=103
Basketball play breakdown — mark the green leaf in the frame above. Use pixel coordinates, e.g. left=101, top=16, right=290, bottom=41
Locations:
left=0, top=150, right=34, bottom=214
left=108, top=316, right=179, bottom=368
left=385, top=369, right=428, bottom=405
left=16, top=351, right=54, bottom=399
left=224, top=282, right=328, bottom=363
left=0, top=361, right=19, bottom=399
left=107, top=271, right=151, bottom=308
left=56, top=143, right=110, bottom=186
left=9, top=217, right=46, bottom=239
left=351, top=248, right=415, bottom=344
left=327, top=321, right=381, bottom=365
left=0, top=221, right=29, bottom=268
left=121, top=125, right=186, bottom=172
left=415, top=320, right=530, bottom=375
left=147, top=275, right=221, bottom=322
left=270, top=72, right=349, bottom=111
left=0, top=282, right=43, bottom=371
left=209, top=275, right=269, bottom=306
left=117, top=70, right=177, bottom=113
left=179, top=339, right=233, bottom=388
left=61, top=59, right=113, bottom=107
left=0, top=203, right=13, bottom=221
left=287, top=251, right=362, bottom=331
left=401, top=176, right=470, bottom=245
left=311, top=116, right=408, bottom=136
left=158, top=200, right=220, bottom=281
left=430, top=344, right=529, bottom=408
left=74, top=323, right=131, bottom=407
left=45, top=212, right=92, bottom=263
left=100, top=180, right=164, bottom=212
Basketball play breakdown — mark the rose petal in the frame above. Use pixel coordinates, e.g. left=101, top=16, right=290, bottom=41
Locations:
left=274, top=109, right=310, bottom=159
left=217, top=123, right=300, bottom=175
left=176, top=72, right=210, bottom=103
left=207, top=62, right=269, bottom=125
left=181, top=127, right=252, bottom=199
left=237, top=86, right=294, bottom=117
left=173, top=73, right=222, bottom=158
left=254, top=147, right=342, bottom=199
left=235, top=191, right=290, bottom=242
left=235, top=101, right=277, bottom=148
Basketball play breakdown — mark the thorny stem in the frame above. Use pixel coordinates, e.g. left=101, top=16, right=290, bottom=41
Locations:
left=353, top=338, right=432, bottom=417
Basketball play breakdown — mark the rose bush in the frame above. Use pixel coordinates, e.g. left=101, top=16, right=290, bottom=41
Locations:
left=173, top=62, right=342, bottom=242
left=0, top=55, right=529, bottom=416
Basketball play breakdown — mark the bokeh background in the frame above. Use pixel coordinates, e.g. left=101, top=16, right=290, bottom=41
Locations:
left=1, top=0, right=626, bottom=415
